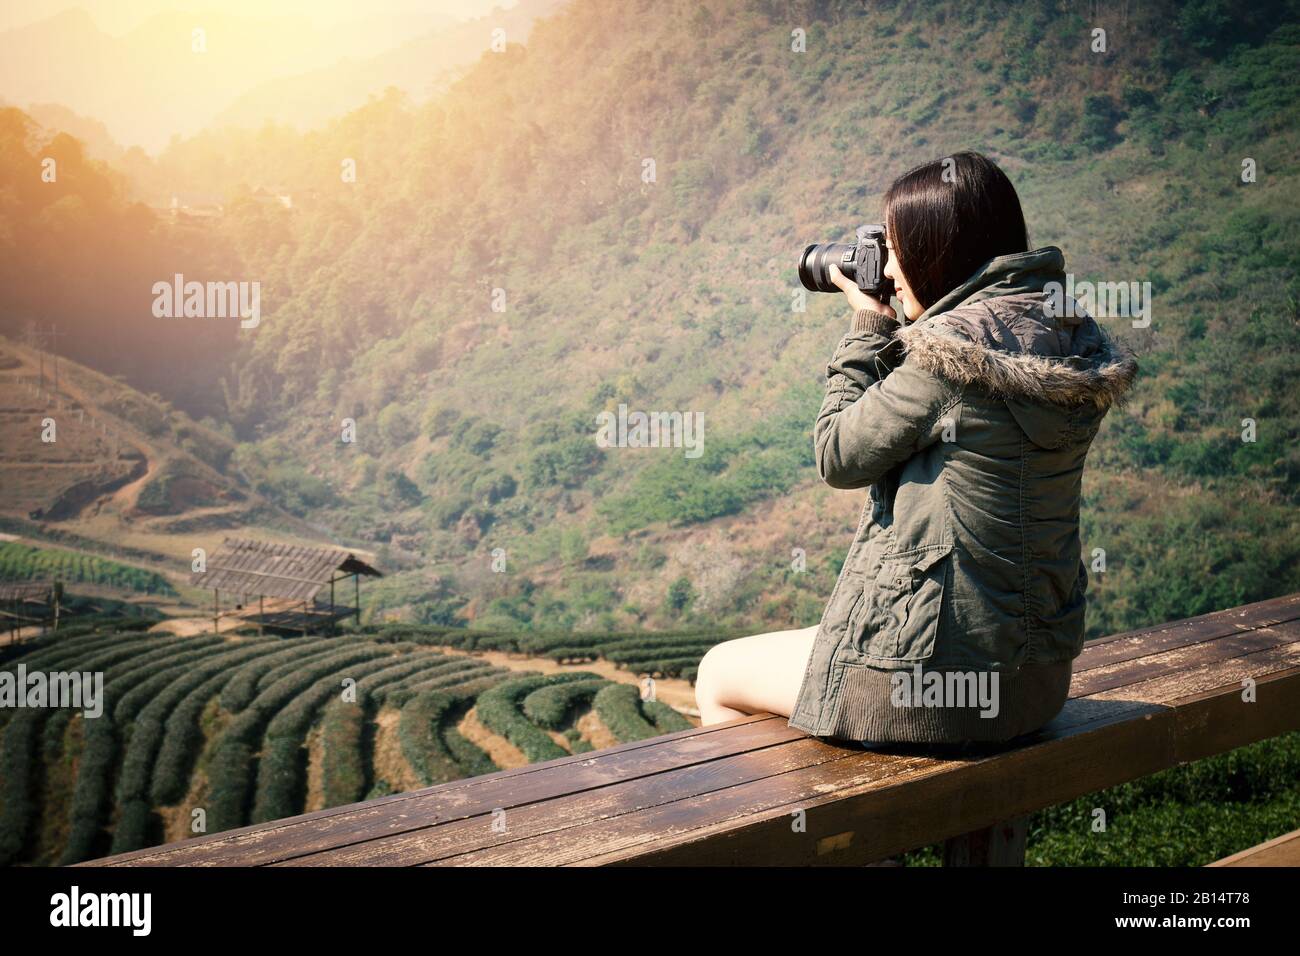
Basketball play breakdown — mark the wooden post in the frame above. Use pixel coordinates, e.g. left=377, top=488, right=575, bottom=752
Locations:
left=52, top=581, right=62, bottom=632
left=213, top=589, right=219, bottom=634
left=259, top=594, right=265, bottom=636
left=942, top=816, right=1028, bottom=866
left=354, top=574, right=360, bottom=626
left=330, top=577, right=335, bottom=636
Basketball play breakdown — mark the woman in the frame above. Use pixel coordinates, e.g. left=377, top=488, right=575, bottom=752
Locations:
left=694, top=151, right=1139, bottom=745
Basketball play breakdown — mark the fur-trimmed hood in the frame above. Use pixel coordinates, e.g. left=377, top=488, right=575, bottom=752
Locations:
left=895, top=292, right=1140, bottom=410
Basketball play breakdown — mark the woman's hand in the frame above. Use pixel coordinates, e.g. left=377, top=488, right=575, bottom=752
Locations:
left=828, top=263, right=896, bottom=321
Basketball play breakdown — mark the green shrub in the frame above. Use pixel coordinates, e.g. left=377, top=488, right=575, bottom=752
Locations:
left=58, top=636, right=225, bottom=863
left=475, top=673, right=601, bottom=762
left=1079, top=93, right=1124, bottom=151
left=207, top=646, right=395, bottom=830
left=219, top=638, right=339, bottom=711
left=398, top=676, right=505, bottom=786
left=522, top=678, right=607, bottom=729
left=110, top=641, right=283, bottom=854
left=377, top=402, right=419, bottom=446
left=250, top=654, right=402, bottom=823
left=525, top=435, right=603, bottom=489
left=643, top=699, right=694, bottom=734
left=592, top=683, right=661, bottom=743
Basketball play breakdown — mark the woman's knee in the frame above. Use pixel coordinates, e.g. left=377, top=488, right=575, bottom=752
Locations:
left=694, top=641, right=736, bottom=707
left=694, top=643, right=721, bottom=691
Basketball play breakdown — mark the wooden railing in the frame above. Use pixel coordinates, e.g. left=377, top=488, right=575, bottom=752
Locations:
left=84, top=594, right=1300, bottom=867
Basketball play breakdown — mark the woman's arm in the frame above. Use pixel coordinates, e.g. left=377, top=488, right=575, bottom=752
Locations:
left=814, top=326, right=962, bottom=490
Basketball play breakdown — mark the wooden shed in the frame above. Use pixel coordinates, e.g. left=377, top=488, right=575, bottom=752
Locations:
left=192, top=538, right=382, bottom=635
left=0, top=580, right=63, bottom=641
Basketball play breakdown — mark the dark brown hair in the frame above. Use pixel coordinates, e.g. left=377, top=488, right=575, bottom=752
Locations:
left=884, top=151, right=1029, bottom=311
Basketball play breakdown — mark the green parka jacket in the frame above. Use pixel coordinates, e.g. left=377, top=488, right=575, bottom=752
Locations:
left=787, top=246, right=1139, bottom=745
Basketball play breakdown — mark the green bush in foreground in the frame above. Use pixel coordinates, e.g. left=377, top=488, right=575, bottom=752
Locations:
left=0, top=631, right=172, bottom=863
left=251, top=655, right=404, bottom=823
left=643, top=699, right=694, bottom=734
left=902, top=731, right=1300, bottom=866
left=111, top=640, right=284, bottom=854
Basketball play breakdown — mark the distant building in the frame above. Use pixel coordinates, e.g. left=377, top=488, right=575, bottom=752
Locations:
left=250, top=186, right=293, bottom=209
left=156, top=193, right=225, bottom=221
left=0, top=581, right=66, bottom=640
left=192, top=537, right=382, bottom=635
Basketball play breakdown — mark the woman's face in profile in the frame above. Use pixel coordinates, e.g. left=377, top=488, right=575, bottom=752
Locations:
left=883, top=237, right=922, bottom=322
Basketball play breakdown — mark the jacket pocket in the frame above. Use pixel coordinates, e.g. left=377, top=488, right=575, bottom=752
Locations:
left=855, top=542, right=952, bottom=662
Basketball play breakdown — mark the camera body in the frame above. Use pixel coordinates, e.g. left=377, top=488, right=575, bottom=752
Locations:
left=798, top=223, right=895, bottom=299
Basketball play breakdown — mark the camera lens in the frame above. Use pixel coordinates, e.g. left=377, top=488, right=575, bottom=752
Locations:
left=798, top=242, right=855, bottom=292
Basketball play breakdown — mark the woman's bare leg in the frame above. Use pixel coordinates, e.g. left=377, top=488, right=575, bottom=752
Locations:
left=694, top=624, right=820, bottom=726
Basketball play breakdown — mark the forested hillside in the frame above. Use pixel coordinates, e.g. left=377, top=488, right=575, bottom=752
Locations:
left=10, top=0, right=1300, bottom=636
left=0, top=109, right=241, bottom=407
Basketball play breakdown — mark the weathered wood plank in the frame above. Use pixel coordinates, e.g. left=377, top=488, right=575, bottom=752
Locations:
left=1088, top=636, right=1300, bottom=712
left=1075, top=602, right=1300, bottom=671
left=1081, top=594, right=1300, bottom=650
left=575, top=667, right=1300, bottom=866
left=1208, top=829, right=1300, bottom=867
left=457, top=646, right=1300, bottom=866
left=90, top=713, right=801, bottom=866
left=499, top=701, right=1179, bottom=867
left=425, top=700, right=1184, bottom=866
left=274, top=736, right=895, bottom=866
left=1071, top=621, right=1300, bottom=695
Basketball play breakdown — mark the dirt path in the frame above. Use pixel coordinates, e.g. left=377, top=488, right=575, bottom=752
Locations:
left=458, top=706, right=528, bottom=770
left=576, top=708, right=619, bottom=750
left=137, top=503, right=251, bottom=534
left=304, top=724, right=326, bottom=812
left=105, top=450, right=155, bottom=513
left=371, top=707, right=423, bottom=794
left=149, top=616, right=248, bottom=637
left=160, top=771, right=209, bottom=844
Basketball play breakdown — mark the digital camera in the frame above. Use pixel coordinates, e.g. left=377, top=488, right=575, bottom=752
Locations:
left=798, top=223, right=894, bottom=299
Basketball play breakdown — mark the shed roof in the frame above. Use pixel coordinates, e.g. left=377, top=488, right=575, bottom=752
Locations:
left=191, top=538, right=382, bottom=602
left=0, top=581, right=53, bottom=602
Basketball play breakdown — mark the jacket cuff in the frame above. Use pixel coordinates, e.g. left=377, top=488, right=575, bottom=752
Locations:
left=852, top=308, right=899, bottom=335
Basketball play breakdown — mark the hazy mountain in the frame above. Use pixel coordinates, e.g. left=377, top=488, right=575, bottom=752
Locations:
left=0, top=5, right=461, bottom=151
left=24, top=101, right=125, bottom=161
left=213, top=0, right=571, bottom=133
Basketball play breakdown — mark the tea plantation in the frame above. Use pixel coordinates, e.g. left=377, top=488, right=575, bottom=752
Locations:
left=0, top=620, right=714, bottom=865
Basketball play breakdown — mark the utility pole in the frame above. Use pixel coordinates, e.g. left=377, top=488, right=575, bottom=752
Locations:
left=49, top=322, right=61, bottom=395
left=24, top=320, right=44, bottom=393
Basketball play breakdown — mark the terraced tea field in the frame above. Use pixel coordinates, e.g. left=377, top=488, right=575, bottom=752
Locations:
left=0, top=621, right=729, bottom=864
